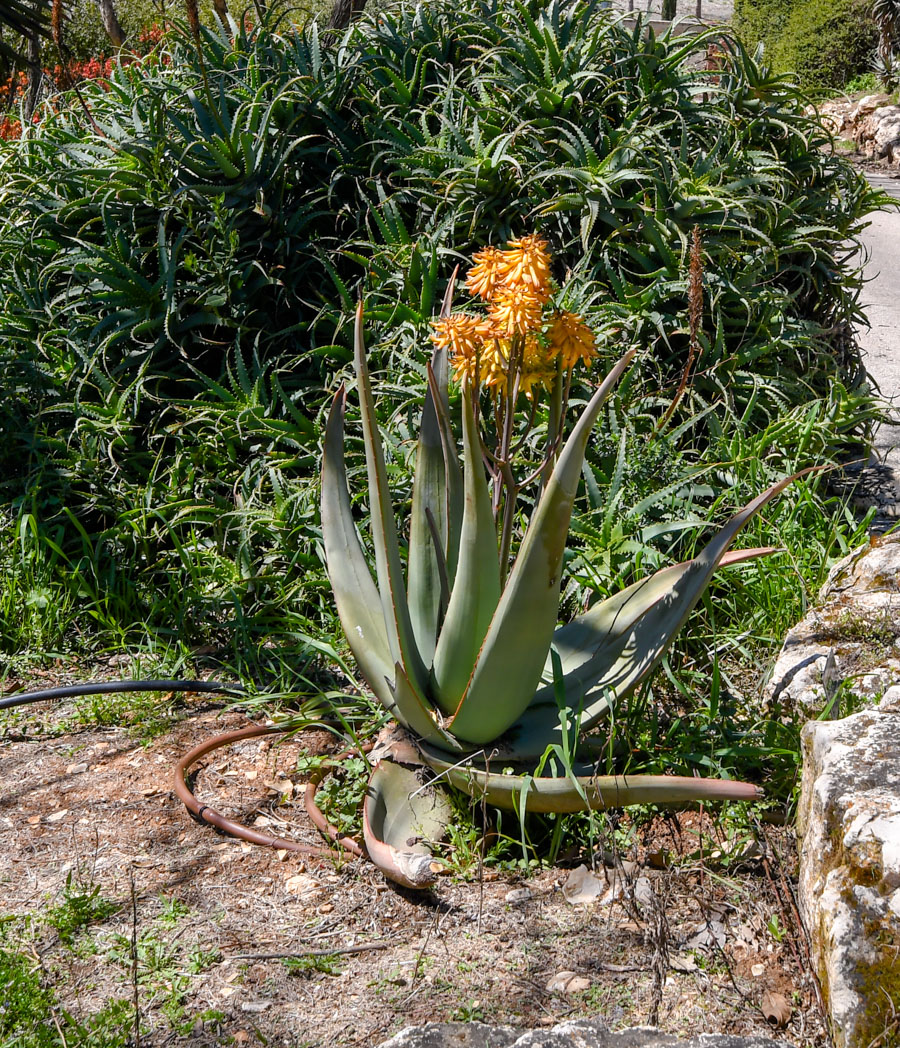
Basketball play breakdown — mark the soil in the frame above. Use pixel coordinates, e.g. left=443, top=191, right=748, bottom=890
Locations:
left=0, top=670, right=826, bottom=1048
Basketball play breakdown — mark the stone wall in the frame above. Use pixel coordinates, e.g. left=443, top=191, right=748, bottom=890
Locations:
left=768, top=538, right=900, bottom=1048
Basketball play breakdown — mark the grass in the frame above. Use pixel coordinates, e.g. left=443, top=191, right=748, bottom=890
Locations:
left=282, top=954, right=344, bottom=976
left=0, top=937, right=134, bottom=1048
left=44, top=875, right=120, bottom=947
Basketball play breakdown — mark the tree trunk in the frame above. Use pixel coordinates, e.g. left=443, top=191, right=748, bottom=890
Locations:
left=661, top=0, right=676, bottom=19
left=95, top=0, right=126, bottom=46
left=327, top=0, right=367, bottom=32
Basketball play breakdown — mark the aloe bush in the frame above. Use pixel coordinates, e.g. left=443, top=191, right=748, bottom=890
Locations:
left=0, top=0, right=882, bottom=681
left=322, top=239, right=803, bottom=889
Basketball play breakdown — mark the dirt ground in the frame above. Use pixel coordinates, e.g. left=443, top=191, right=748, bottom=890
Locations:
left=0, top=676, right=826, bottom=1048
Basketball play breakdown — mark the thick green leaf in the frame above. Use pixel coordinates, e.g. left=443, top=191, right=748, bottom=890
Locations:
left=362, top=759, right=454, bottom=889
left=504, top=547, right=779, bottom=759
left=547, top=546, right=778, bottom=690
left=426, top=362, right=464, bottom=584
left=499, top=476, right=805, bottom=760
left=447, top=351, right=635, bottom=745
left=431, top=384, right=501, bottom=716
left=407, top=346, right=452, bottom=667
left=320, top=386, right=395, bottom=711
left=562, top=477, right=804, bottom=714
left=353, top=304, right=429, bottom=696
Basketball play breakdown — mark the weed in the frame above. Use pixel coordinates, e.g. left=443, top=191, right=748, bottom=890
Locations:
left=0, top=946, right=57, bottom=1047
left=187, top=944, right=222, bottom=974
left=450, top=1001, right=485, bottom=1022
left=297, top=754, right=369, bottom=838
left=0, top=943, right=133, bottom=1048
left=67, top=690, right=185, bottom=744
left=44, top=873, right=119, bottom=946
left=282, top=954, right=343, bottom=977
left=156, top=897, right=191, bottom=929
left=843, top=71, right=883, bottom=94
left=104, top=923, right=202, bottom=1032
left=767, top=914, right=787, bottom=943
left=825, top=608, right=900, bottom=652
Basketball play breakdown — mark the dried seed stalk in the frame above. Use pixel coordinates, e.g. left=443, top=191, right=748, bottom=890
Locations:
left=658, top=224, right=703, bottom=432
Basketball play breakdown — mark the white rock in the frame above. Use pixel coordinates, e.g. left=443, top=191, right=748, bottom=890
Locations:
left=797, top=688, right=900, bottom=1048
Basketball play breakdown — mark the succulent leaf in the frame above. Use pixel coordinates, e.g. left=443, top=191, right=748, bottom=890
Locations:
left=417, top=744, right=763, bottom=812
left=353, top=304, right=429, bottom=696
left=362, top=758, right=453, bottom=889
left=503, top=547, right=779, bottom=759
left=447, top=350, right=635, bottom=745
left=562, top=478, right=801, bottom=713
left=321, top=386, right=395, bottom=710
left=407, top=345, right=453, bottom=666
left=388, top=665, right=468, bottom=753
left=426, top=362, right=464, bottom=585
left=430, top=383, right=501, bottom=716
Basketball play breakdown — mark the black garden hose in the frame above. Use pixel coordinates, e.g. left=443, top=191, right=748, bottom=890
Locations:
left=0, top=678, right=245, bottom=711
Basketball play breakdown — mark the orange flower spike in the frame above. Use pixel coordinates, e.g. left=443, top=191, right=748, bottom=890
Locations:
left=488, top=285, right=544, bottom=338
left=547, top=311, right=598, bottom=371
left=432, top=314, right=493, bottom=388
left=465, top=246, right=505, bottom=302
left=430, top=314, right=489, bottom=357
left=498, top=234, right=553, bottom=302
left=450, top=352, right=479, bottom=387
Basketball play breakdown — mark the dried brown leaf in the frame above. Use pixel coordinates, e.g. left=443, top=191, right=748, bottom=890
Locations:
left=761, top=990, right=791, bottom=1027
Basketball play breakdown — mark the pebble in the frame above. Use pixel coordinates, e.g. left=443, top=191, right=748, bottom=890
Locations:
left=505, top=888, right=532, bottom=905
left=546, top=970, right=591, bottom=993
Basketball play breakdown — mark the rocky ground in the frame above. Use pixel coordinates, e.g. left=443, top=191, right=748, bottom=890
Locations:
left=0, top=679, right=824, bottom=1048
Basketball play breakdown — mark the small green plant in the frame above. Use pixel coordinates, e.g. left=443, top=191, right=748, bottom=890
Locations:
left=298, top=754, right=370, bottom=838
left=0, top=946, right=57, bottom=1047
left=0, top=941, right=133, bottom=1048
left=187, top=944, right=222, bottom=974
left=156, top=896, right=191, bottom=929
left=767, top=914, right=787, bottom=942
left=450, top=1000, right=486, bottom=1022
left=844, top=71, right=882, bottom=93
left=282, top=953, right=343, bottom=976
left=105, top=925, right=193, bottom=1031
left=44, top=874, right=119, bottom=946
left=68, top=690, right=184, bottom=744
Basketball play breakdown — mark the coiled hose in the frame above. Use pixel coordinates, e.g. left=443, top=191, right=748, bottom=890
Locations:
left=1, top=679, right=364, bottom=859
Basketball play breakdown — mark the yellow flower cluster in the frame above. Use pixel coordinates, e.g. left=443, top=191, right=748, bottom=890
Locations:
left=430, top=234, right=597, bottom=395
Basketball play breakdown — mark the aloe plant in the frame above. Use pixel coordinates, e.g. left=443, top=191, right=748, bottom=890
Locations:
left=321, top=237, right=795, bottom=889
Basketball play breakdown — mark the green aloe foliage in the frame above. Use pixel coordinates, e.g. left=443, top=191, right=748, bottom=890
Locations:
left=321, top=307, right=791, bottom=887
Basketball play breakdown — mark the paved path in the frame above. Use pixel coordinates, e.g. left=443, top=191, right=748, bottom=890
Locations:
left=851, top=175, right=900, bottom=521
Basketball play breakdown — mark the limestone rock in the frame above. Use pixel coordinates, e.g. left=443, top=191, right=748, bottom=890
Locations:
left=796, top=688, right=900, bottom=1048
left=375, top=1023, right=794, bottom=1048
left=823, top=541, right=900, bottom=597
left=818, top=94, right=891, bottom=135
left=762, top=613, right=837, bottom=715
left=857, top=106, right=900, bottom=164
left=764, top=539, right=900, bottom=716
left=814, top=96, right=900, bottom=168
